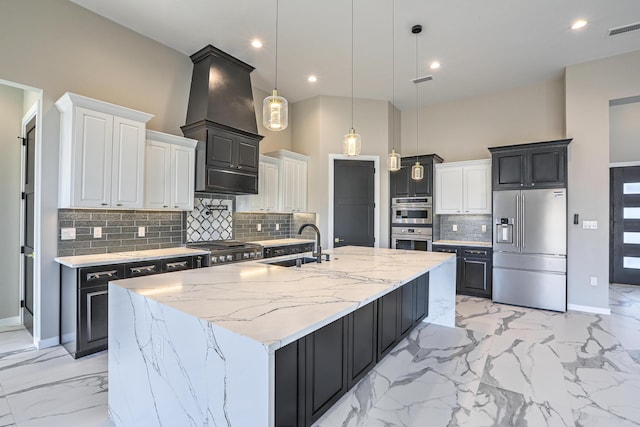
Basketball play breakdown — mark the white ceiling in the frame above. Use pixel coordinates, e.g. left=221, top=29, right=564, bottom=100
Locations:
left=70, top=0, right=640, bottom=110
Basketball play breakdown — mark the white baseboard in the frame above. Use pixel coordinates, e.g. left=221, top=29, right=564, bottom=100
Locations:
left=0, top=316, right=20, bottom=327
left=36, top=336, right=60, bottom=349
left=567, top=303, right=611, bottom=315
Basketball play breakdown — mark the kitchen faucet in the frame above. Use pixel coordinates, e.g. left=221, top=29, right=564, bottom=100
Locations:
left=298, top=223, right=322, bottom=263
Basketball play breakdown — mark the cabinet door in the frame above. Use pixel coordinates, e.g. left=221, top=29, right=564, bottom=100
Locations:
left=294, top=160, right=307, bottom=212
left=347, top=301, right=377, bottom=388
left=207, top=129, right=234, bottom=168
left=492, top=151, right=525, bottom=190
left=464, top=163, right=491, bottom=214
left=377, top=289, right=399, bottom=360
left=399, top=280, right=415, bottom=339
left=170, top=144, right=195, bottom=210
left=413, top=161, right=433, bottom=197
left=236, top=136, right=259, bottom=173
left=73, top=107, right=113, bottom=207
left=275, top=340, right=304, bottom=427
left=263, top=161, right=279, bottom=211
left=305, top=317, right=348, bottom=426
left=79, top=285, right=109, bottom=353
left=280, top=157, right=297, bottom=211
left=112, top=116, right=145, bottom=208
left=390, top=166, right=410, bottom=197
left=414, top=273, right=429, bottom=322
left=145, top=140, right=171, bottom=209
left=436, top=166, right=463, bottom=214
left=527, top=146, right=566, bottom=188
left=460, top=257, right=491, bottom=297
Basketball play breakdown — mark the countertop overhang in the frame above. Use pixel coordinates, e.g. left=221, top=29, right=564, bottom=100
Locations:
left=54, top=247, right=210, bottom=268
left=109, top=246, right=455, bottom=352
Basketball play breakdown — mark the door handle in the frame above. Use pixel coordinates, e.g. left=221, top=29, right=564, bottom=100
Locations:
left=25, top=253, right=35, bottom=259
left=515, top=194, right=519, bottom=248
left=334, top=238, right=345, bottom=243
left=521, top=193, right=525, bottom=249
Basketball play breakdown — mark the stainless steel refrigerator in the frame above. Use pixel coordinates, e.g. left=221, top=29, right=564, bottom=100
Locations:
left=493, top=188, right=567, bottom=312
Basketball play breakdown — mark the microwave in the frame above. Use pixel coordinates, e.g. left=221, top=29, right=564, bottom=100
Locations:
left=391, top=197, right=433, bottom=225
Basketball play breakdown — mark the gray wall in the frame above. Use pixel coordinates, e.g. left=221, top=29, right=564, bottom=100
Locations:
left=0, top=85, right=23, bottom=320
left=610, top=99, right=640, bottom=163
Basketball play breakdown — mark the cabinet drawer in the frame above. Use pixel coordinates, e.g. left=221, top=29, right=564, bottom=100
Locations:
left=432, top=245, right=460, bottom=255
left=79, top=265, right=125, bottom=287
left=125, top=260, right=162, bottom=278
left=161, top=256, right=193, bottom=272
left=462, top=248, right=491, bottom=258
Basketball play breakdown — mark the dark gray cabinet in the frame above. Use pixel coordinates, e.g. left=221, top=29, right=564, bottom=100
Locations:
left=274, top=273, right=429, bottom=426
left=60, top=254, right=209, bottom=359
left=489, top=139, right=571, bottom=190
left=390, top=155, right=443, bottom=198
left=432, top=245, right=492, bottom=298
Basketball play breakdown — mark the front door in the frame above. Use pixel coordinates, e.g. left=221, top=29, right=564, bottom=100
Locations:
left=22, top=116, right=36, bottom=335
left=611, top=166, right=640, bottom=285
left=333, top=160, right=374, bottom=247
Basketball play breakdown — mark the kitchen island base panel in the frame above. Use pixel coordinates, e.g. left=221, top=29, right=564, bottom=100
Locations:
left=108, top=284, right=272, bottom=427
left=424, top=257, right=456, bottom=328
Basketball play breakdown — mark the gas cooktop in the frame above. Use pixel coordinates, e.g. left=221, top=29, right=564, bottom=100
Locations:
left=185, top=241, right=263, bottom=265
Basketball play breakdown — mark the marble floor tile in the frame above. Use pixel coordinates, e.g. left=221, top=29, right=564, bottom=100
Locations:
left=0, top=384, right=16, bottom=427
left=0, top=328, right=34, bottom=355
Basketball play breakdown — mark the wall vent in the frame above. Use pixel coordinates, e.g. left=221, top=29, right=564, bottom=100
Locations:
left=412, top=75, right=433, bottom=84
left=609, top=22, right=640, bottom=37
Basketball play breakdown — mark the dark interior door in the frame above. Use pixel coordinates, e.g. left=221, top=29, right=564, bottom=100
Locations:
left=611, top=166, right=640, bottom=285
left=334, top=160, right=374, bottom=247
left=23, top=116, right=36, bottom=335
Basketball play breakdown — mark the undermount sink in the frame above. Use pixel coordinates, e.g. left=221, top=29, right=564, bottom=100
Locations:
left=265, top=257, right=319, bottom=267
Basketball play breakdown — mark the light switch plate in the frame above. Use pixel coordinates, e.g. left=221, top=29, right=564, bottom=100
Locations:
left=582, top=221, right=598, bottom=230
left=138, top=226, right=146, bottom=237
left=257, top=223, right=262, bottom=232
left=481, top=225, right=487, bottom=233
left=93, top=227, right=102, bottom=239
left=275, top=223, right=280, bottom=231
left=61, top=227, right=76, bottom=240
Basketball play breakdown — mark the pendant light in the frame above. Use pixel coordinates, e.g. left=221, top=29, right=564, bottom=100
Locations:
left=411, top=25, right=424, bottom=181
left=387, top=0, right=401, bottom=172
left=343, top=0, right=361, bottom=156
left=263, top=0, right=288, bottom=131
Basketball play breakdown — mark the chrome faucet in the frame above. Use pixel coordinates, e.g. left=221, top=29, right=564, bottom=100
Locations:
left=298, top=223, right=322, bottom=263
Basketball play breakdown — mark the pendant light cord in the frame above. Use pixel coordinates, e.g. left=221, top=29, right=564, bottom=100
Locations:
left=391, top=0, right=395, bottom=151
left=415, top=31, right=419, bottom=161
left=275, top=0, right=279, bottom=90
left=351, top=0, right=355, bottom=129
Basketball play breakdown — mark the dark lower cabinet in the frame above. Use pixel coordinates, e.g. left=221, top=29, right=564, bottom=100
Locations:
left=78, top=285, right=109, bottom=352
left=432, top=245, right=492, bottom=298
left=275, top=274, right=429, bottom=426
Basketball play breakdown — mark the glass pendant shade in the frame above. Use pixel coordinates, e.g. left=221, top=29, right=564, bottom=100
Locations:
left=411, top=161, right=424, bottom=180
left=263, top=89, right=288, bottom=131
left=343, top=128, right=362, bottom=156
left=388, top=149, right=401, bottom=171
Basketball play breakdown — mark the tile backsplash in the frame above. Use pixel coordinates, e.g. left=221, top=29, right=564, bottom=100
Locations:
left=186, top=197, right=234, bottom=242
left=233, top=212, right=317, bottom=242
left=58, top=210, right=185, bottom=257
left=438, top=214, right=492, bottom=242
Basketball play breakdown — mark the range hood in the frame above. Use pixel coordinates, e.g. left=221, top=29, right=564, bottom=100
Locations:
left=181, top=45, right=263, bottom=195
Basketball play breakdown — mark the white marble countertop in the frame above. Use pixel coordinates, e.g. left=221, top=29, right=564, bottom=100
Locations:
left=246, top=238, right=316, bottom=247
left=109, top=246, right=455, bottom=352
left=433, top=240, right=493, bottom=248
left=54, top=247, right=210, bottom=268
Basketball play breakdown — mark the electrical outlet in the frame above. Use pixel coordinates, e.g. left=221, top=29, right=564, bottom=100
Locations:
left=590, top=276, right=598, bottom=286
left=257, top=223, right=262, bottom=232
left=60, top=227, right=76, bottom=240
left=138, top=226, right=146, bottom=237
left=452, top=224, right=458, bottom=232
left=275, top=223, right=280, bottom=231
left=93, top=227, right=102, bottom=239
left=482, top=225, right=487, bottom=233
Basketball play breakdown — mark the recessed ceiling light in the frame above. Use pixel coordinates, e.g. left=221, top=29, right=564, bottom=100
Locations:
left=308, top=75, right=318, bottom=83
left=430, top=61, right=441, bottom=70
left=571, top=20, right=588, bottom=30
left=251, top=39, right=263, bottom=48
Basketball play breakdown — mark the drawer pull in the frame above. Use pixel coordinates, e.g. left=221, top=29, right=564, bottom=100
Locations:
left=166, top=261, right=188, bottom=269
left=87, top=270, right=118, bottom=281
left=130, top=265, right=157, bottom=274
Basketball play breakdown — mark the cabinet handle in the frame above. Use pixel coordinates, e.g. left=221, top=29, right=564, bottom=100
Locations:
left=531, top=183, right=535, bottom=186
left=166, top=261, right=188, bottom=269
left=238, top=166, right=242, bottom=169
left=229, top=164, right=234, bottom=167
left=131, top=265, right=156, bottom=274
left=101, top=203, right=108, bottom=206
left=174, top=205, right=179, bottom=208
left=117, top=203, right=123, bottom=206
left=87, top=270, right=118, bottom=281
left=163, top=205, right=168, bottom=208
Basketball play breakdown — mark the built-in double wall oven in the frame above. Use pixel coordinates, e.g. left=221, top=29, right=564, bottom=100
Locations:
left=391, top=197, right=433, bottom=251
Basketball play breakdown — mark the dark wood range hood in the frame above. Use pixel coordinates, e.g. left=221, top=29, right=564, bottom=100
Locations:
left=181, top=45, right=263, bottom=195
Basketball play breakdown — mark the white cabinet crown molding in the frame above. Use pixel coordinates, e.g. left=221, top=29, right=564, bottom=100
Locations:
left=146, top=130, right=197, bottom=149
left=263, top=149, right=310, bottom=162
left=55, top=92, right=154, bottom=124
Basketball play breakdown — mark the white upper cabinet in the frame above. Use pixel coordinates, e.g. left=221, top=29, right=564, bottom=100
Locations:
left=435, top=159, right=491, bottom=215
left=236, top=156, right=280, bottom=212
left=144, top=130, right=197, bottom=211
left=265, top=150, right=309, bottom=213
left=56, top=92, right=153, bottom=209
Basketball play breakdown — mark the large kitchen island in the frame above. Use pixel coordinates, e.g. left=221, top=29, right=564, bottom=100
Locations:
left=107, top=246, right=456, bottom=427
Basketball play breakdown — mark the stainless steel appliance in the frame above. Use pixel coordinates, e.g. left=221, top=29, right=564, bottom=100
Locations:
left=391, top=226, right=432, bottom=251
left=186, top=241, right=262, bottom=265
left=391, top=197, right=433, bottom=225
left=493, top=188, right=567, bottom=312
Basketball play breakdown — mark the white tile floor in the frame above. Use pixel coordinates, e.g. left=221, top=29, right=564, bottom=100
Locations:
left=2, top=285, right=640, bottom=426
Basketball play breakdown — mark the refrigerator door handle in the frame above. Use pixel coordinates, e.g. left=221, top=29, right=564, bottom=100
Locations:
left=515, top=193, right=520, bottom=248
left=522, top=193, right=526, bottom=249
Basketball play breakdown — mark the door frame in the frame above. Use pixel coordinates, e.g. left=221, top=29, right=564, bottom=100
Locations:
left=328, top=154, right=380, bottom=250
